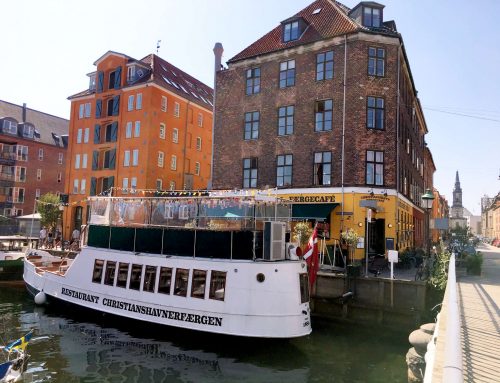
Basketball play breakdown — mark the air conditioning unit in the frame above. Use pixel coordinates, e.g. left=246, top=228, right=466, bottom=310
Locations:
left=263, top=221, right=286, bottom=260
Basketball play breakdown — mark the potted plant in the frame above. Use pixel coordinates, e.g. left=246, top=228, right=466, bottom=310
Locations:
left=341, top=228, right=360, bottom=276
left=465, top=252, right=483, bottom=276
left=293, top=222, right=312, bottom=250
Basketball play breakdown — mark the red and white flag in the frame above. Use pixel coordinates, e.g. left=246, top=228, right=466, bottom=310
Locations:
left=303, top=225, right=319, bottom=289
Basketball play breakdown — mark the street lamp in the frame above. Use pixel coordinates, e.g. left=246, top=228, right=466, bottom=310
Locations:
left=421, top=188, right=435, bottom=256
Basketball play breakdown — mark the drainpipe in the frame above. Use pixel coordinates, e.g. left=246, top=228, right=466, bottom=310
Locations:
left=340, top=35, right=347, bottom=234
left=396, top=46, right=401, bottom=246
left=181, top=100, right=191, bottom=190
left=210, top=43, right=224, bottom=190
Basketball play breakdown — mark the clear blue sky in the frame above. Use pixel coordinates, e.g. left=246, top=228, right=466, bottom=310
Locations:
left=1, top=0, right=498, bottom=214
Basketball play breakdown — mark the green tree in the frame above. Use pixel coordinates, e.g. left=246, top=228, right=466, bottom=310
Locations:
left=37, top=193, right=62, bottom=231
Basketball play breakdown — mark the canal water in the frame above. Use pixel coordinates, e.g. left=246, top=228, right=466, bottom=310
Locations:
left=0, top=285, right=409, bottom=382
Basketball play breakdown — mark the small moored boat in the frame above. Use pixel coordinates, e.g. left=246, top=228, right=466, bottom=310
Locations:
left=24, top=191, right=312, bottom=338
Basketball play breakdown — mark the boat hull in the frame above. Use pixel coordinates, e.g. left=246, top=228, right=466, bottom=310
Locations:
left=0, top=259, right=24, bottom=281
left=24, top=247, right=312, bottom=338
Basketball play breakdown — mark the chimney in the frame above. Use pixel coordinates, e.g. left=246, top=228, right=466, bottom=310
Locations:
left=22, top=103, right=27, bottom=122
left=213, top=42, right=224, bottom=73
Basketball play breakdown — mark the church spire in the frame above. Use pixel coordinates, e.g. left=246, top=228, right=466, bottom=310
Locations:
left=452, top=170, right=463, bottom=211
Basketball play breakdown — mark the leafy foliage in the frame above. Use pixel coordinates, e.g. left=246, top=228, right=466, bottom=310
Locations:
left=37, top=193, right=62, bottom=231
left=293, top=222, right=312, bottom=247
left=428, top=243, right=450, bottom=290
left=341, top=228, right=360, bottom=264
left=465, top=252, right=483, bottom=275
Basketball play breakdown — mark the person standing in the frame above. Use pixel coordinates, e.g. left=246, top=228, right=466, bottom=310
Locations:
left=39, top=227, right=47, bottom=248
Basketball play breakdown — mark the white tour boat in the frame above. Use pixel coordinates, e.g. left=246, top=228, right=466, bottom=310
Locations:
left=24, top=192, right=312, bottom=338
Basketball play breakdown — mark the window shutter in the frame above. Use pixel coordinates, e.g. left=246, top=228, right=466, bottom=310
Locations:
left=92, top=151, right=99, bottom=170
left=94, top=124, right=101, bottom=144
left=111, top=122, right=118, bottom=142
left=90, top=177, right=97, bottom=196
left=109, top=149, right=116, bottom=169
left=112, top=95, right=120, bottom=116
left=96, top=99, right=102, bottom=118
left=114, top=66, right=122, bottom=89
left=97, top=71, right=104, bottom=93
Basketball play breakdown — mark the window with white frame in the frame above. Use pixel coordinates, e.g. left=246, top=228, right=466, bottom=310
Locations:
left=128, top=95, right=134, bottom=111
left=159, top=123, right=166, bottom=139
left=77, top=128, right=82, bottom=143
left=196, top=137, right=202, bottom=151
left=75, top=154, right=81, bottom=169
left=131, top=177, right=137, bottom=191
left=132, top=149, right=139, bottom=166
left=136, top=93, right=142, bottom=110
left=2, top=120, right=17, bottom=134
left=134, top=121, right=140, bottom=137
left=80, top=179, right=86, bottom=194
left=174, top=102, right=180, bottom=117
left=73, top=179, right=79, bottom=194
left=173, top=128, right=178, bottom=143
left=158, top=151, right=164, bottom=167
left=161, top=96, right=167, bottom=112
left=195, top=162, right=200, bottom=176
left=58, top=172, right=62, bottom=183
left=79, top=105, right=84, bottom=119
left=123, top=150, right=130, bottom=166
left=37, top=169, right=42, bottom=181
left=126, top=122, right=132, bottom=138
left=156, top=179, right=162, bottom=190
left=58, top=153, right=63, bottom=164
left=122, top=177, right=129, bottom=193
left=35, top=189, right=40, bottom=198
left=197, top=113, right=203, bottom=127
left=84, top=127, right=89, bottom=143
left=38, top=148, right=43, bottom=160
left=169, top=181, right=175, bottom=190
left=82, top=153, right=88, bottom=168
left=84, top=103, right=91, bottom=118
left=171, top=155, right=177, bottom=170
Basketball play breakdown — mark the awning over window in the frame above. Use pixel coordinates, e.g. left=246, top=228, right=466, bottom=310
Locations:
left=292, top=203, right=339, bottom=220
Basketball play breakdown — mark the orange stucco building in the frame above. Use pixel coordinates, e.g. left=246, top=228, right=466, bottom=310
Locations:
left=63, top=51, right=213, bottom=237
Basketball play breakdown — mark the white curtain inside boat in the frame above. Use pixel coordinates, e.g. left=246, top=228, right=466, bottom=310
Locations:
left=88, top=197, right=292, bottom=229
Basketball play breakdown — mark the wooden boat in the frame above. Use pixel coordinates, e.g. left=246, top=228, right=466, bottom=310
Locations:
left=0, top=236, right=37, bottom=281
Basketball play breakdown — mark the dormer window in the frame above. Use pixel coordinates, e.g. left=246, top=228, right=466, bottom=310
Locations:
left=283, top=21, right=300, bottom=42
left=2, top=119, right=18, bottom=135
left=21, top=124, right=34, bottom=139
left=363, top=6, right=381, bottom=27
left=89, top=73, right=96, bottom=91
left=127, top=65, right=136, bottom=82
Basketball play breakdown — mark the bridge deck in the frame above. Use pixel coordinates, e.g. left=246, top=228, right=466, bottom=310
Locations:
left=432, top=243, right=500, bottom=382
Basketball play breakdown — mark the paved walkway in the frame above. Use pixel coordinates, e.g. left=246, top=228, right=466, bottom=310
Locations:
left=458, top=243, right=500, bottom=382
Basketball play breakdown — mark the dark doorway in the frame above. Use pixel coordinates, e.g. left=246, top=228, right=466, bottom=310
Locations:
left=367, top=218, right=385, bottom=256
left=74, top=206, right=83, bottom=231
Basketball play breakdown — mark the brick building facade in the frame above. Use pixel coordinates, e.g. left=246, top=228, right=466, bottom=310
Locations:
left=213, top=0, right=435, bottom=255
left=0, top=100, right=68, bottom=224
left=64, top=51, right=213, bottom=239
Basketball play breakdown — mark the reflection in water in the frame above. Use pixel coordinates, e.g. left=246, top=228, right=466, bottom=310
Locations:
left=0, top=285, right=407, bottom=382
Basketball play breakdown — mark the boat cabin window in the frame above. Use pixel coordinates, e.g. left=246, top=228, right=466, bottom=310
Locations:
left=158, top=267, right=173, bottom=294
left=299, top=273, right=309, bottom=304
left=143, top=265, right=157, bottom=293
left=92, top=259, right=104, bottom=283
left=174, top=268, right=189, bottom=297
left=190, top=270, right=207, bottom=299
left=116, top=263, right=129, bottom=288
left=209, top=271, right=226, bottom=301
left=129, top=264, right=143, bottom=291
left=104, top=261, right=116, bottom=286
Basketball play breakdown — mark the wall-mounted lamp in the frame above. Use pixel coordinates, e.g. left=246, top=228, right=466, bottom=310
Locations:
left=382, top=189, right=388, bottom=197
left=358, top=222, right=363, bottom=227
left=368, top=188, right=374, bottom=196
left=388, top=223, right=393, bottom=228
